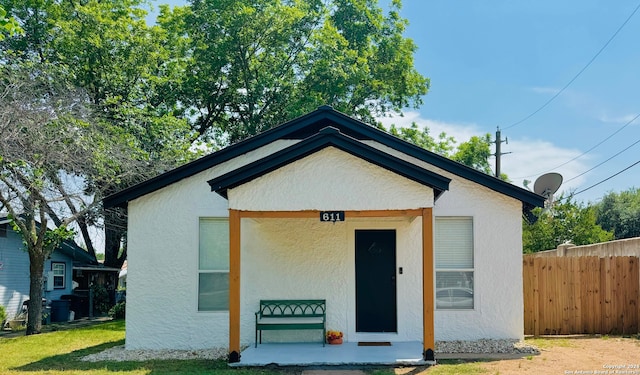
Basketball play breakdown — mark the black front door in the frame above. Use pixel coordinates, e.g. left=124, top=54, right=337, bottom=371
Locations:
left=355, top=229, right=397, bottom=332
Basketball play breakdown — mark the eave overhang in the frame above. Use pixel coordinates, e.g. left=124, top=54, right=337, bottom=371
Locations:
left=104, top=106, right=544, bottom=211
left=207, top=127, right=451, bottom=200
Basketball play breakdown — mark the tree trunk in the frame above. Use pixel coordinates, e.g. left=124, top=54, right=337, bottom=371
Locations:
left=26, top=248, right=45, bottom=335
left=104, top=206, right=127, bottom=269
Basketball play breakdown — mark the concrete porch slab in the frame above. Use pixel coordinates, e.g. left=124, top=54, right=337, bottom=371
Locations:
left=230, top=341, right=433, bottom=367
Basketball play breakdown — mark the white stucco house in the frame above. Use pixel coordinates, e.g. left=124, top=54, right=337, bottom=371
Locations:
left=103, top=106, right=544, bottom=363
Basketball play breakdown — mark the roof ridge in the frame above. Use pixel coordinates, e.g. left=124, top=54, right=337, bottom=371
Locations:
left=104, top=106, right=544, bottom=210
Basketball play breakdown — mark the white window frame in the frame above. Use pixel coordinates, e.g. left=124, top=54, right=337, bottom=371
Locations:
left=435, top=216, right=474, bottom=310
left=198, top=218, right=229, bottom=312
left=52, top=262, right=66, bottom=289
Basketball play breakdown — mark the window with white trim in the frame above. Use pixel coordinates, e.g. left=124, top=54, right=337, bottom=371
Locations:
left=435, top=217, right=474, bottom=310
left=198, top=218, right=229, bottom=311
left=52, top=262, right=66, bottom=289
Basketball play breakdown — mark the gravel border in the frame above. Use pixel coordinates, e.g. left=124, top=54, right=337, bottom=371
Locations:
left=81, top=346, right=228, bottom=362
left=81, top=339, right=539, bottom=362
left=436, top=339, right=540, bottom=354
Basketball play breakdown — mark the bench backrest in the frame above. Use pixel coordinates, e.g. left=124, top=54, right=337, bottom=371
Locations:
left=259, top=299, right=326, bottom=317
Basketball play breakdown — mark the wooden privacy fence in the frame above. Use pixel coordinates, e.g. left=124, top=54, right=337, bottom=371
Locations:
left=523, top=255, right=640, bottom=336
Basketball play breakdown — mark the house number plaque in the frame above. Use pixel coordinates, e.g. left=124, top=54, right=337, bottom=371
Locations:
left=320, top=211, right=345, bottom=222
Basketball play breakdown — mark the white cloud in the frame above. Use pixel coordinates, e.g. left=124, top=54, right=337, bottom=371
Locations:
left=529, top=86, right=561, bottom=95
left=377, top=111, right=484, bottom=146
left=378, top=112, right=590, bottom=197
left=501, top=138, right=590, bottom=196
left=598, top=113, right=639, bottom=124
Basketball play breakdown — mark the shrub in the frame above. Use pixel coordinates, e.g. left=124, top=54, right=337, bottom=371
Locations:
left=108, top=301, right=126, bottom=320
left=91, top=284, right=111, bottom=314
left=0, top=305, right=6, bottom=327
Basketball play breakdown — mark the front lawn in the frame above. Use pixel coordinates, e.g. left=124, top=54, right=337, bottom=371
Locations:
left=0, top=321, right=486, bottom=374
left=6, top=321, right=629, bottom=374
left=0, top=320, right=275, bottom=375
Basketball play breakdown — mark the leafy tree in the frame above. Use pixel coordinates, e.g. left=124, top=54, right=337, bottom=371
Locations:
left=451, top=134, right=494, bottom=175
left=48, top=0, right=196, bottom=269
left=523, top=194, right=614, bottom=253
left=388, top=122, right=455, bottom=155
left=1, top=0, right=196, bottom=269
left=596, top=187, right=640, bottom=240
left=1, top=0, right=429, bottom=271
left=0, top=66, right=140, bottom=334
left=161, top=0, right=429, bottom=143
left=388, top=124, right=505, bottom=180
left=0, top=4, right=21, bottom=40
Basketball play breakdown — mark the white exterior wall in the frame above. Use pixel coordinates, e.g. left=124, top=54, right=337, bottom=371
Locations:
left=125, top=137, right=526, bottom=350
left=365, top=142, right=525, bottom=341
left=125, top=140, right=298, bottom=349
left=432, top=176, right=524, bottom=341
left=230, top=147, right=433, bottom=211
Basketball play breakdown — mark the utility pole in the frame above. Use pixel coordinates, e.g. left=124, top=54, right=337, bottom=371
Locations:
left=492, top=127, right=511, bottom=178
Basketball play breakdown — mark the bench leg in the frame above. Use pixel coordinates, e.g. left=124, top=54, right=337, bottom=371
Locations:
left=260, top=330, right=262, bottom=344
left=255, top=329, right=258, bottom=348
left=323, top=328, right=326, bottom=347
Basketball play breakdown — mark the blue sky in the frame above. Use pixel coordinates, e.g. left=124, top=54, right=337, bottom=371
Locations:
left=150, top=0, right=640, bottom=203
left=379, top=0, right=640, bottom=203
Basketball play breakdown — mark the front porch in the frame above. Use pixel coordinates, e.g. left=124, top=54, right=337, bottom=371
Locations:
left=231, top=342, right=433, bottom=367
left=226, top=210, right=436, bottom=363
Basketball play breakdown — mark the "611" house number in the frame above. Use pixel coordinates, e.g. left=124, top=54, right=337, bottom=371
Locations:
left=320, top=211, right=345, bottom=222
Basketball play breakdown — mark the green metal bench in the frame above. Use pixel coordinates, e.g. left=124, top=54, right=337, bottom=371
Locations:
left=255, top=299, right=326, bottom=347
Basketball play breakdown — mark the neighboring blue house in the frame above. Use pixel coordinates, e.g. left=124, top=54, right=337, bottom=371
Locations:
left=0, top=216, right=98, bottom=322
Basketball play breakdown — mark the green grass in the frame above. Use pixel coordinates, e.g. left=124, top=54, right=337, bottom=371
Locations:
left=420, top=361, right=488, bottom=374
left=525, top=337, right=574, bottom=350
left=370, top=360, right=488, bottom=375
left=0, top=320, right=280, bottom=375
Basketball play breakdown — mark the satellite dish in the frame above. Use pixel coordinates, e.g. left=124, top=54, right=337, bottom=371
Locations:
left=533, top=172, right=563, bottom=202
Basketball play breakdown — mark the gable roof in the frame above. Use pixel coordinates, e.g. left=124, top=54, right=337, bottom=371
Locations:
left=208, top=126, right=451, bottom=199
left=104, top=106, right=544, bottom=210
left=57, top=240, right=98, bottom=265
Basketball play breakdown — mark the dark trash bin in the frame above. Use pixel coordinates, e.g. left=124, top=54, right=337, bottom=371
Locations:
left=50, top=300, right=70, bottom=322
left=61, top=294, right=84, bottom=319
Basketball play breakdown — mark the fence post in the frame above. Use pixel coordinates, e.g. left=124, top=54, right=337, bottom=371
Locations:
left=556, top=243, right=574, bottom=257
left=533, top=257, right=540, bottom=336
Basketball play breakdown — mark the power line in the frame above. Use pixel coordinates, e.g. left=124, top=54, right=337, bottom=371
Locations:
left=571, top=159, right=640, bottom=197
left=565, top=136, right=640, bottom=183
left=503, top=2, right=640, bottom=130
left=512, top=112, right=640, bottom=180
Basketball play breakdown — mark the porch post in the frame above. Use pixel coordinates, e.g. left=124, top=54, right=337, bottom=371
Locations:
left=228, top=209, right=241, bottom=363
left=422, top=207, right=435, bottom=361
